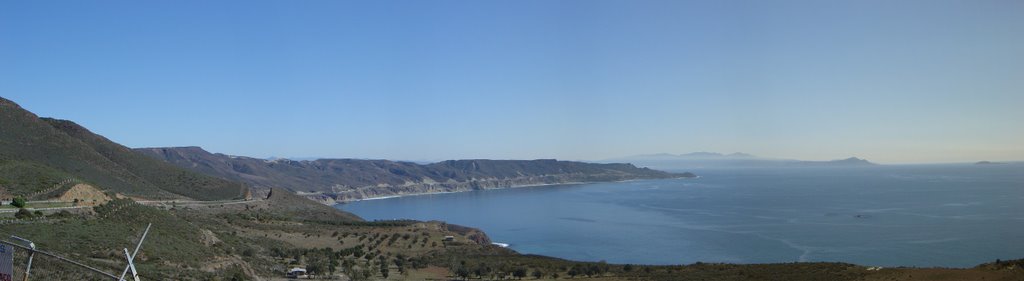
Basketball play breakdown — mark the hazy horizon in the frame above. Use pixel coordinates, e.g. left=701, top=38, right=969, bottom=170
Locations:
left=132, top=146, right=1016, bottom=166
left=3, top=1, right=1022, bottom=164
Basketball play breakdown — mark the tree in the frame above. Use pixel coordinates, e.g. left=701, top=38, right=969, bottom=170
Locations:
left=14, top=208, right=32, bottom=219
left=329, top=257, right=339, bottom=275
left=531, top=269, right=544, bottom=279
left=454, top=267, right=470, bottom=280
left=393, top=256, right=406, bottom=268
left=475, top=263, right=491, bottom=279
left=308, top=259, right=328, bottom=276
left=228, top=266, right=249, bottom=281
left=513, top=267, right=527, bottom=279
left=586, top=263, right=605, bottom=277
left=11, top=197, right=26, bottom=208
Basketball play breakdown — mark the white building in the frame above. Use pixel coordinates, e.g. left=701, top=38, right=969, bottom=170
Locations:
left=287, top=267, right=308, bottom=279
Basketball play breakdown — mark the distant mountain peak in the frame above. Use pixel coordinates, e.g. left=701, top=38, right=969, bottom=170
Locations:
left=726, top=152, right=756, bottom=158
left=840, top=157, right=869, bottom=162
left=680, top=152, right=724, bottom=157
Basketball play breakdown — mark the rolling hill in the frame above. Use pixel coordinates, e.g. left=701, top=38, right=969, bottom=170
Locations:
left=0, top=96, right=248, bottom=200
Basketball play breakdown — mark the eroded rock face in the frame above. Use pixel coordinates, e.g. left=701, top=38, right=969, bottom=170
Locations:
left=302, top=171, right=700, bottom=202
left=58, top=183, right=111, bottom=206
left=444, top=223, right=492, bottom=245
left=324, top=172, right=694, bottom=202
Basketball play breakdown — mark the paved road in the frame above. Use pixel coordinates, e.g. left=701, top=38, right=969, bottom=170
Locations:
left=0, top=206, right=89, bottom=213
left=0, top=199, right=259, bottom=213
left=136, top=199, right=259, bottom=207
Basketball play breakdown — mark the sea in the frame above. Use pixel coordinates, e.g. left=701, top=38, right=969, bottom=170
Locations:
left=336, top=164, right=1024, bottom=268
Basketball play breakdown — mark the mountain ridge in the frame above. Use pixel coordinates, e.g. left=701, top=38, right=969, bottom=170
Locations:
left=0, top=96, right=249, bottom=200
left=136, top=146, right=695, bottom=202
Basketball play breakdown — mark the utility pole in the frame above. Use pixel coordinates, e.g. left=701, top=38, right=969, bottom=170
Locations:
left=9, top=236, right=34, bottom=281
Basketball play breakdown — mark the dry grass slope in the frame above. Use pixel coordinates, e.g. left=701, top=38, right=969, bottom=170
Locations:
left=0, top=96, right=247, bottom=201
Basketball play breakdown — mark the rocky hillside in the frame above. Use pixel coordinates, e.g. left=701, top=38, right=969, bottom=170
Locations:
left=0, top=96, right=248, bottom=200
left=136, top=146, right=694, bottom=202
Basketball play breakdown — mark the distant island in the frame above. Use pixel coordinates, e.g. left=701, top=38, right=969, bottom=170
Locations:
left=798, top=157, right=876, bottom=166
left=975, top=161, right=1007, bottom=165
left=603, top=152, right=877, bottom=170
left=136, top=147, right=695, bottom=203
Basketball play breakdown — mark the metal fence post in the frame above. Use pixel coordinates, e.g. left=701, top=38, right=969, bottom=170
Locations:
left=119, top=223, right=151, bottom=281
left=9, top=236, right=33, bottom=281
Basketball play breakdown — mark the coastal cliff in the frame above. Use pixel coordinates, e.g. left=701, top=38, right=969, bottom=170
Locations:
left=135, top=147, right=695, bottom=203
left=304, top=172, right=695, bottom=203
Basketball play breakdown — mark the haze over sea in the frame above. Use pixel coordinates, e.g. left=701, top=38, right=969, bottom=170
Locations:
left=339, top=164, right=1024, bottom=268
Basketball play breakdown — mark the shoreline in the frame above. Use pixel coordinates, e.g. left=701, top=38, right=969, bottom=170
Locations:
left=330, top=176, right=697, bottom=204
left=333, top=181, right=591, bottom=204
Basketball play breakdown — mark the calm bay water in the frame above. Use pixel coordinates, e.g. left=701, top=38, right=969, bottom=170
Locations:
left=337, top=164, right=1024, bottom=267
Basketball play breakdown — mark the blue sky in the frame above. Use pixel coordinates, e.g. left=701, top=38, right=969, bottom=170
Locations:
left=2, top=1, right=1022, bottom=163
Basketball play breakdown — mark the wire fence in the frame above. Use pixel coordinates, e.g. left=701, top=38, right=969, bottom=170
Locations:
left=0, top=240, right=127, bottom=281
left=26, top=178, right=81, bottom=201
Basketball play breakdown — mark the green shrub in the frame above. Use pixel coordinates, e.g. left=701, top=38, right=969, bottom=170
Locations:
left=11, top=197, right=26, bottom=208
left=15, top=208, right=33, bottom=219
